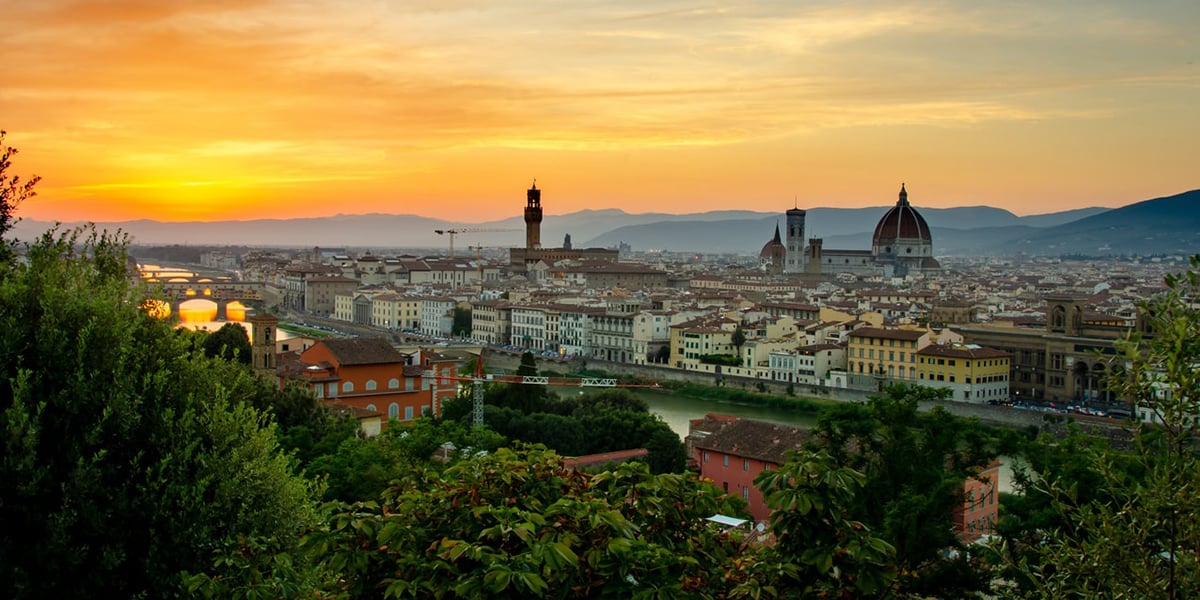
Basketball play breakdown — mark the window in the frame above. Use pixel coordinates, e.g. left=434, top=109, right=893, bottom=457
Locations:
left=328, top=382, right=338, bottom=398
left=743, top=459, right=750, bottom=471
left=742, top=486, right=750, bottom=500
left=365, top=404, right=376, bottom=412
left=406, top=378, right=415, bottom=391
left=388, top=403, right=399, bottom=419
left=342, top=381, right=354, bottom=393
left=405, top=406, right=414, bottom=420
left=365, top=379, right=377, bottom=391
left=703, top=451, right=709, bottom=464
left=421, top=406, right=430, bottom=416
left=389, top=378, right=400, bottom=389
left=723, top=455, right=729, bottom=467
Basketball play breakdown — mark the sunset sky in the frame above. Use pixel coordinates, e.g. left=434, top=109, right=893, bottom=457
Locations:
left=3, top=1, right=1197, bottom=223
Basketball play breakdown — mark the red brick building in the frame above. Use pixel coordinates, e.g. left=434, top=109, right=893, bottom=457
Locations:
left=688, top=415, right=809, bottom=525
left=278, top=337, right=458, bottom=427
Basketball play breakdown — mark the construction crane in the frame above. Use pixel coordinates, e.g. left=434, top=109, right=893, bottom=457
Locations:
left=434, top=228, right=517, bottom=258
left=441, top=351, right=662, bottom=426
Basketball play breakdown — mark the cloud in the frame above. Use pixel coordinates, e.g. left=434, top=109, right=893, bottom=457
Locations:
left=3, top=0, right=1197, bottom=220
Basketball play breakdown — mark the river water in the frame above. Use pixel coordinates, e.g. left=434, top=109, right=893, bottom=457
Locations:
left=630, top=388, right=818, bottom=439
left=633, top=388, right=1017, bottom=493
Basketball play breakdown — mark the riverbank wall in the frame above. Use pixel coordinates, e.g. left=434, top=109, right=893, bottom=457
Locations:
left=484, top=353, right=1047, bottom=431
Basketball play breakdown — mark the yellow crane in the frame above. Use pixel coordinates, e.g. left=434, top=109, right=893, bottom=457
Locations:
left=434, top=227, right=517, bottom=258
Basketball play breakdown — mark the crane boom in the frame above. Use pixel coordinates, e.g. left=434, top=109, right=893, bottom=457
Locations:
left=434, top=227, right=517, bottom=258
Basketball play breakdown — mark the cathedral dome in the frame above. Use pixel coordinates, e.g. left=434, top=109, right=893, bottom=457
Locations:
left=760, top=224, right=785, bottom=258
left=872, top=184, right=931, bottom=245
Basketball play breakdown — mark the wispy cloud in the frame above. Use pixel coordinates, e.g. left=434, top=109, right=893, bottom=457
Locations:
left=3, top=0, right=1197, bottom=220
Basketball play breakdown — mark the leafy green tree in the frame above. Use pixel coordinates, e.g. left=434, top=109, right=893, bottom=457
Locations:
left=482, top=389, right=687, bottom=474
left=489, top=351, right=551, bottom=413
left=452, top=306, right=472, bottom=337
left=1011, top=255, right=1200, bottom=599
left=742, top=450, right=898, bottom=599
left=0, top=227, right=319, bottom=599
left=809, top=385, right=1007, bottom=596
left=307, top=417, right=505, bottom=503
left=202, top=321, right=252, bottom=364
left=0, top=130, right=40, bottom=261
left=308, top=445, right=746, bottom=598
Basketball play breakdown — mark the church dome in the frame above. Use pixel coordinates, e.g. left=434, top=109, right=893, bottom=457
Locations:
left=872, top=184, right=931, bottom=245
left=760, top=224, right=785, bottom=258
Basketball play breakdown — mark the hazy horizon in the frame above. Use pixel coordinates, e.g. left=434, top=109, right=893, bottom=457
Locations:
left=18, top=198, right=1121, bottom=225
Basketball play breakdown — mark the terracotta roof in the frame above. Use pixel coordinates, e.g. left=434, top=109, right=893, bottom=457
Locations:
left=327, top=403, right=383, bottom=419
left=561, top=448, right=649, bottom=470
left=692, top=418, right=810, bottom=464
left=321, top=337, right=405, bottom=366
left=918, top=344, right=1009, bottom=360
left=849, top=327, right=928, bottom=341
left=307, top=275, right=359, bottom=283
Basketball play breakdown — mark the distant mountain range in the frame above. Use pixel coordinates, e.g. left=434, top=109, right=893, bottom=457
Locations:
left=12, top=190, right=1199, bottom=257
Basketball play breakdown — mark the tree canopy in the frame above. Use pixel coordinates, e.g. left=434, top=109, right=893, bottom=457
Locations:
left=0, top=130, right=40, bottom=260
left=308, top=445, right=747, bottom=599
left=1002, top=255, right=1200, bottom=599
left=0, top=227, right=319, bottom=598
left=202, top=321, right=253, bottom=364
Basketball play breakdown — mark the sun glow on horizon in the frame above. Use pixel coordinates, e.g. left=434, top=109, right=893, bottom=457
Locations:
left=4, top=1, right=1196, bottom=223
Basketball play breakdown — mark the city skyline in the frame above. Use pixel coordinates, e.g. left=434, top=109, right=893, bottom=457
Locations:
left=3, top=1, right=1197, bottom=223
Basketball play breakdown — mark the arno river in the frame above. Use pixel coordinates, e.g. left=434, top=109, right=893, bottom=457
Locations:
left=630, top=388, right=1017, bottom=493
left=628, top=388, right=818, bottom=439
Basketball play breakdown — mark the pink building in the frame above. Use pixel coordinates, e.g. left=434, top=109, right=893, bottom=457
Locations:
left=953, top=460, right=1001, bottom=543
left=687, top=415, right=809, bottom=525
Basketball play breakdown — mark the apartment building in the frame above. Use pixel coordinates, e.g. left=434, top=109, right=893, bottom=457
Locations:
left=915, top=344, right=1011, bottom=403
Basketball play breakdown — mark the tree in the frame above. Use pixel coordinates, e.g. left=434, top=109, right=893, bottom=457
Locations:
left=0, top=227, right=319, bottom=598
left=308, top=445, right=747, bottom=598
left=201, top=321, right=252, bottom=364
left=452, top=306, right=472, bottom=337
left=809, top=385, right=1008, bottom=596
left=743, top=450, right=898, bottom=598
left=732, top=325, right=747, bottom=354
left=1010, top=255, right=1200, bottom=599
left=489, top=351, right=550, bottom=414
left=0, top=130, right=40, bottom=262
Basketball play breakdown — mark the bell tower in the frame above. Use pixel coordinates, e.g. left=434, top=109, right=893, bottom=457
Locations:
left=785, top=205, right=806, bottom=273
left=524, top=181, right=543, bottom=250
left=247, top=312, right=278, bottom=378
left=1045, top=295, right=1084, bottom=336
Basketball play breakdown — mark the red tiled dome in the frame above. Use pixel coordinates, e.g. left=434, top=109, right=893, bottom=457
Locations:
left=872, top=184, right=931, bottom=244
left=760, top=224, right=785, bottom=258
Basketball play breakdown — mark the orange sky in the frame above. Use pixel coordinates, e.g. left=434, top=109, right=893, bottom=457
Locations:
left=3, top=1, right=1197, bottom=223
